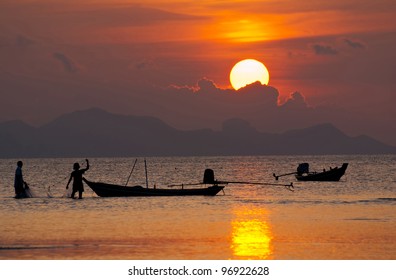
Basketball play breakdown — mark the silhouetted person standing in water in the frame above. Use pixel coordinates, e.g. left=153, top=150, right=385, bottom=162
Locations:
left=66, top=159, right=89, bottom=199
left=14, top=160, right=28, bottom=198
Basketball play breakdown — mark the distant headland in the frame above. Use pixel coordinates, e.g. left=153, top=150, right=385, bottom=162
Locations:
left=0, top=108, right=395, bottom=158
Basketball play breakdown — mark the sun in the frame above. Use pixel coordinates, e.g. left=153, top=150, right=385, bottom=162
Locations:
left=230, top=59, right=270, bottom=90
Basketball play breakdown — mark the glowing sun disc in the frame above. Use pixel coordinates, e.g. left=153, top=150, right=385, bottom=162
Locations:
left=230, top=59, right=270, bottom=90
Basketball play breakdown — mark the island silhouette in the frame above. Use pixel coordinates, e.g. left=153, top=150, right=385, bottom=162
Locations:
left=0, top=108, right=395, bottom=157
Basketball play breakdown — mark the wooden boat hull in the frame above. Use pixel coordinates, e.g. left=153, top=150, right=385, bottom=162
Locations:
left=83, top=178, right=224, bottom=197
left=295, top=163, right=348, bottom=182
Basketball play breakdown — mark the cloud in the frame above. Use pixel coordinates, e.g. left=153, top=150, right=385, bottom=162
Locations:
left=16, top=34, right=35, bottom=47
left=61, top=5, right=203, bottom=30
left=281, top=91, right=308, bottom=110
left=177, top=78, right=279, bottom=103
left=7, top=3, right=203, bottom=29
left=134, top=57, right=158, bottom=71
left=209, top=0, right=395, bottom=15
left=196, top=78, right=229, bottom=95
left=157, top=78, right=284, bottom=131
left=312, top=44, right=338, bottom=55
left=344, top=38, right=366, bottom=49
left=52, top=52, right=79, bottom=73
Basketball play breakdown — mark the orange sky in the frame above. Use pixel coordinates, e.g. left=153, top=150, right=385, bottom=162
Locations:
left=0, top=0, right=395, bottom=146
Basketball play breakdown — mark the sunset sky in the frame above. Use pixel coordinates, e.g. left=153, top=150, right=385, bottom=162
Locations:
left=1, top=0, right=395, bottom=146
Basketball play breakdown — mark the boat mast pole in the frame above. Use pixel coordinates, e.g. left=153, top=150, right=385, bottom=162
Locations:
left=144, top=158, right=149, bottom=189
left=125, top=158, right=138, bottom=187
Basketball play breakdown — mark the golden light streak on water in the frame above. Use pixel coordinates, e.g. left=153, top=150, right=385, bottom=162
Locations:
left=231, top=206, right=272, bottom=259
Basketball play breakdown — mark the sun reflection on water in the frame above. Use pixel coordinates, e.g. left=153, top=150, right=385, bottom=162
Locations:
left=231, top=207, right=273, bottom=259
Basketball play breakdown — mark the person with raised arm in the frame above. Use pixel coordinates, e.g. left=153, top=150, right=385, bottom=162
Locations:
left=66, top=159, right=90, bottom=199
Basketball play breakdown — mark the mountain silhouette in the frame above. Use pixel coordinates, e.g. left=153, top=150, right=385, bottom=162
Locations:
left=0, top=108, right=394, bottom=157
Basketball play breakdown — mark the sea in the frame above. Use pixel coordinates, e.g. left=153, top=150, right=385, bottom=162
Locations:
left=0, top=155, right=395, bottom=260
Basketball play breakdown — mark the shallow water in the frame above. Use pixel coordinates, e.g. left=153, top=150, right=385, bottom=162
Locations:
left=0, top=155, right=395, bottom=259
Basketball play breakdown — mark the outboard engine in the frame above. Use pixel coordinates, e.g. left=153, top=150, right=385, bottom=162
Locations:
left=297, top=163, right=309, bottom=175
left=203, top=169, right=215, bottom=184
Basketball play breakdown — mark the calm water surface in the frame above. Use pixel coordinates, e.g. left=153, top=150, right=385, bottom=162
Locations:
left=0, top=155, right=395, bottom=259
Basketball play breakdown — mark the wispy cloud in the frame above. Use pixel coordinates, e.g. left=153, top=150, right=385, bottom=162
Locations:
left=312, top=44, right=338, bottom=55
left=52, top=52, right=78, bottom=73
left=16, top=34, right=35, bottom=47
left=208, top=0, right=396, bottom=14
left=344, top=38, right=366, bottom=49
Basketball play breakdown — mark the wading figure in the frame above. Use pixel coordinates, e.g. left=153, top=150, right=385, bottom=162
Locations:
left=14, top=160, right=28, bottom=198
left=66, top=159, right=89, bottom=199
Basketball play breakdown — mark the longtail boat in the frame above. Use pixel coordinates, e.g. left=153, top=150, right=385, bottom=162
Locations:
left=83, top=161, right=294, bottom=197
left=83, top=178, right=224, bottom=197
left=83, top=169, right=294, bottom=197
left=274, top=163, right=348, bottom=182
left=295, top=163, right=348, bottom=181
